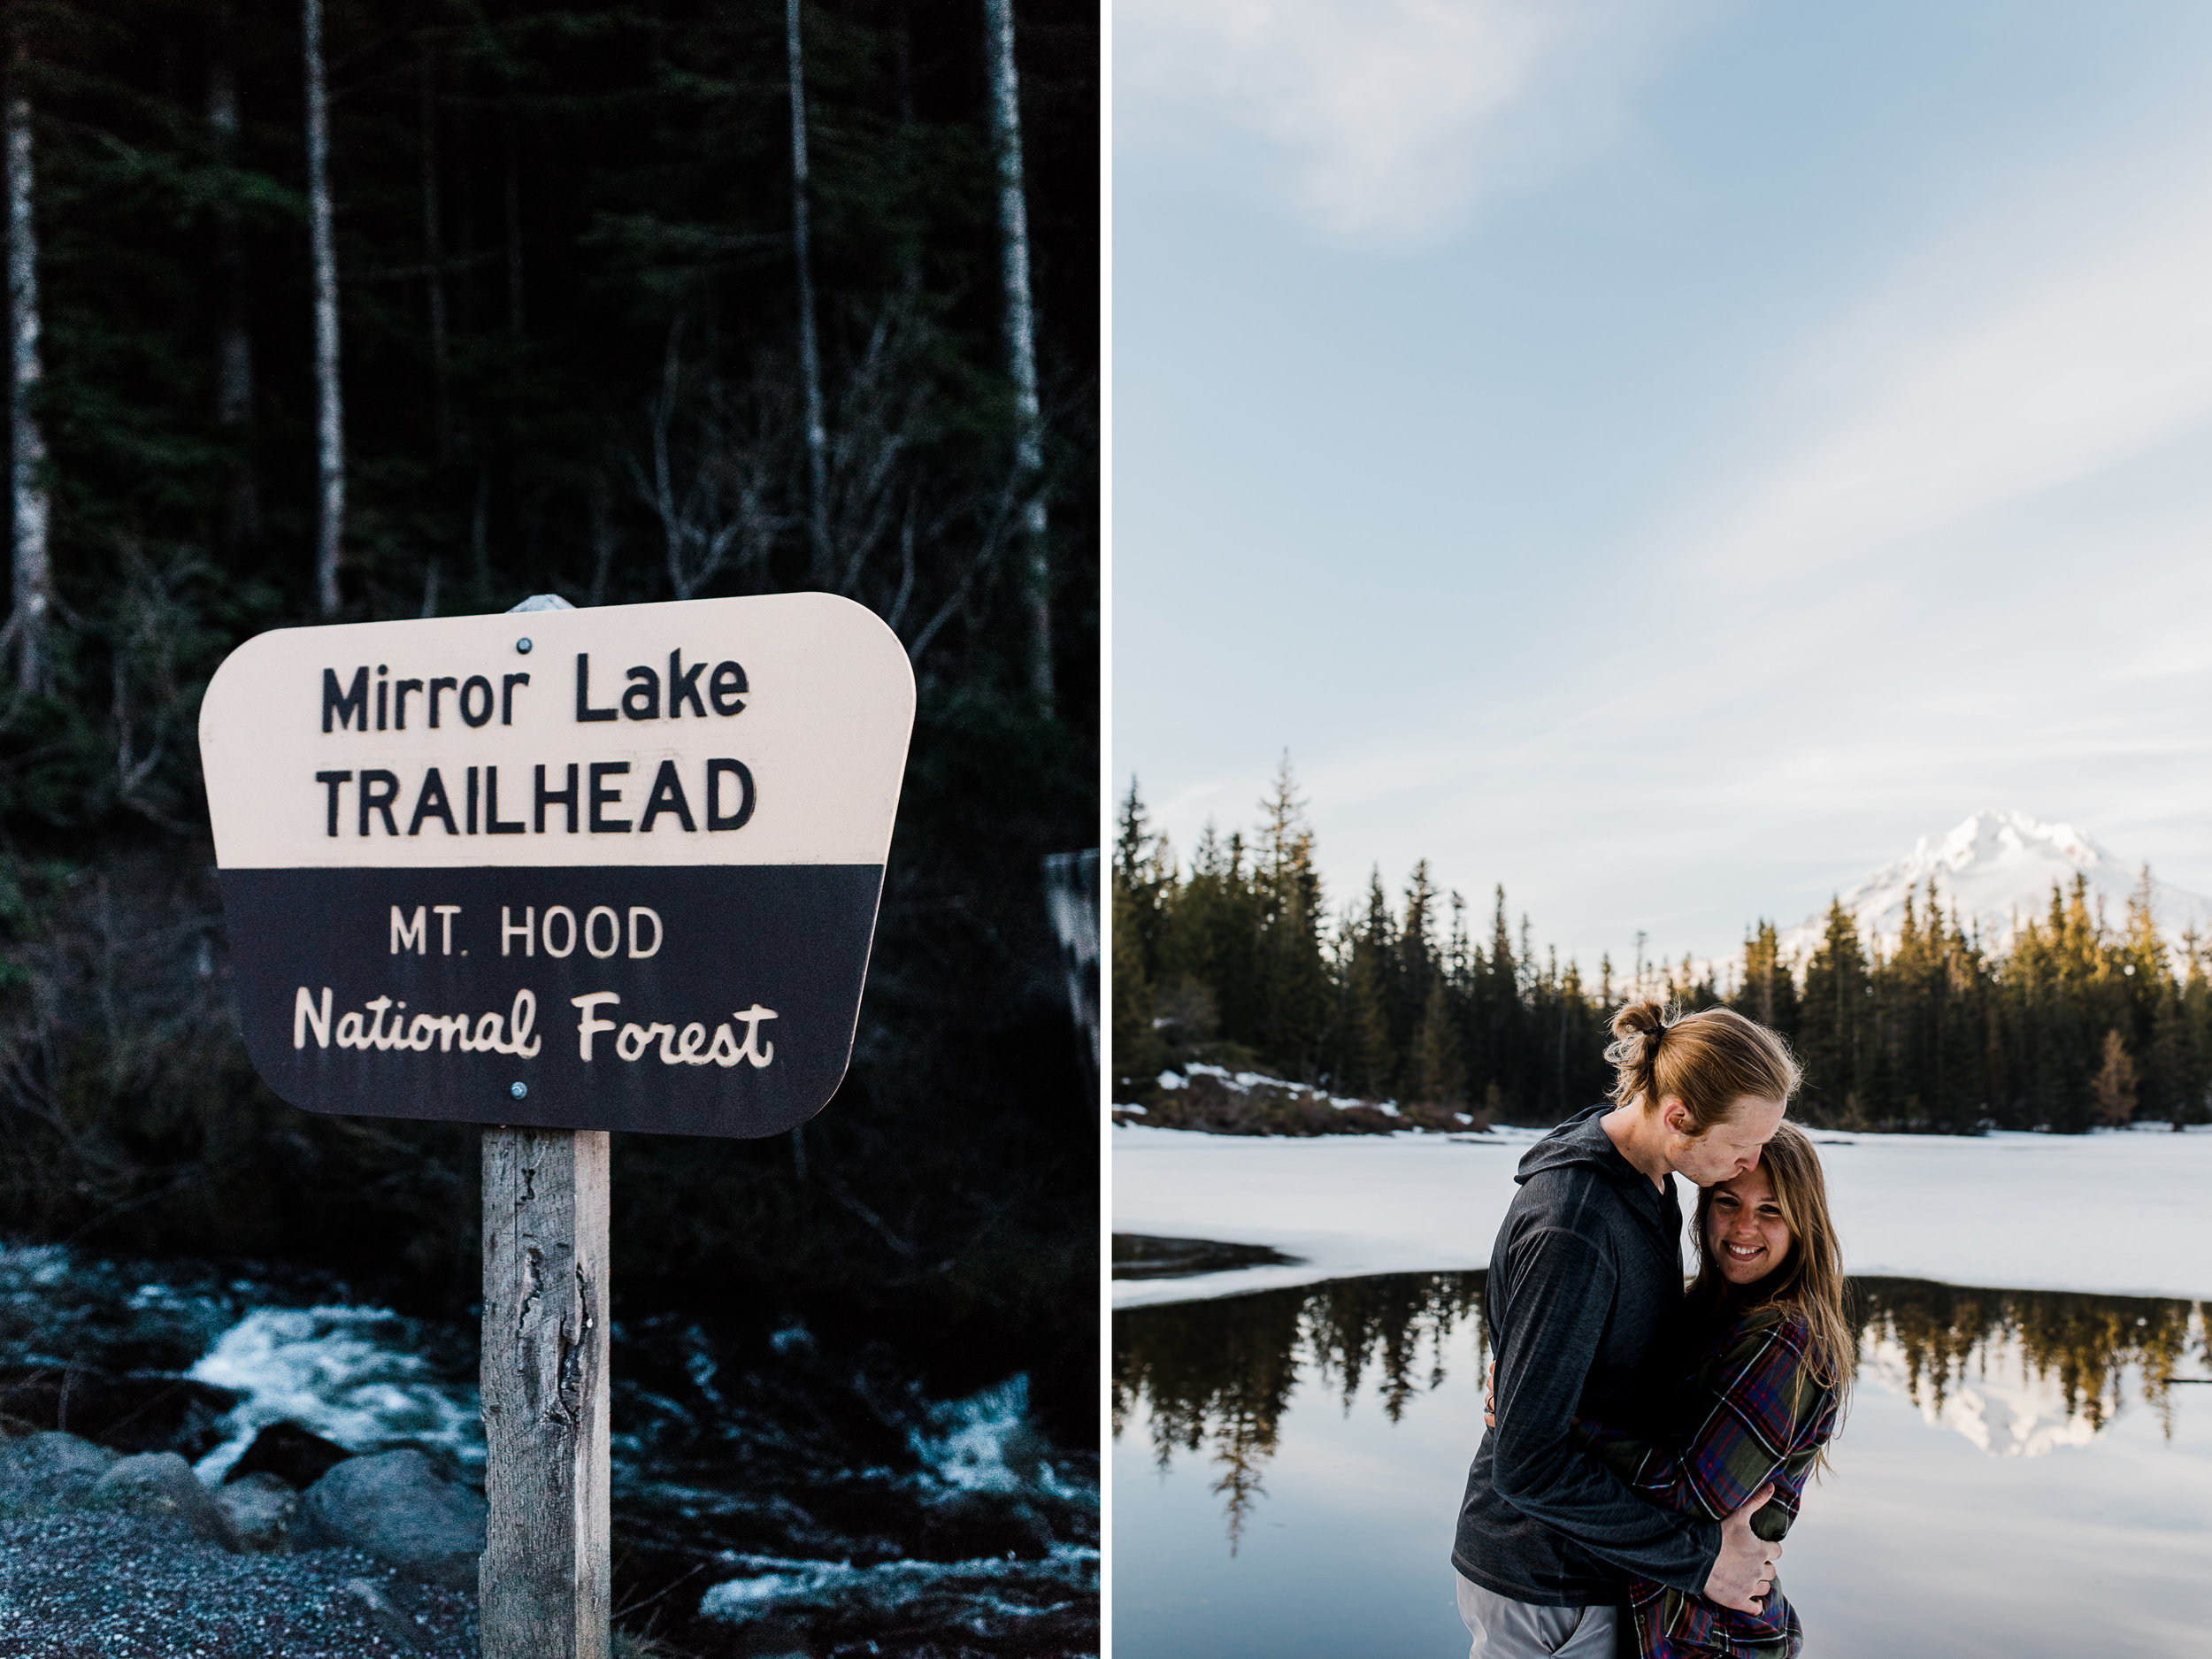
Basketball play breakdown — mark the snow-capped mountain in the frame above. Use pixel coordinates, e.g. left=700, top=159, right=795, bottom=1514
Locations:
left=1861, top=1334, right=2103, bottom=1459
left=1775, top=810, right=2212, bottom=962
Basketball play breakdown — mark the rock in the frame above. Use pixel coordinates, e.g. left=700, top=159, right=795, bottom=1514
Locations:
left=224, top=1420, right=353, bottom=1490
left=296, top=1449, right=485, bottom=1589
left=84, top=1450, right=235, bottom=1547
left=0, top=1430, right=119, bottom=1512
left=216, top=1470, right=301, bottom=1553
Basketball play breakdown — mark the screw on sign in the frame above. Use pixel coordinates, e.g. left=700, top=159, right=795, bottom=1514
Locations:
left=197, top=592, right=915, bottom=1659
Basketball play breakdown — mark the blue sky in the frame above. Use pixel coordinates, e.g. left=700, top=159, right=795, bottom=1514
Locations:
left=1113, top=0, right=2212, bottom=971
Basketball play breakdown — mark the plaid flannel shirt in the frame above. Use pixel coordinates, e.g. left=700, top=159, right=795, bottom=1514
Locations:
left=1572, top=1303, right=1839, bottom=1659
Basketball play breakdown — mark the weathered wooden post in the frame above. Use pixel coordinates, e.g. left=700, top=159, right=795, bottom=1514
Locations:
left=472, top=602, right=611, bottom=1659
left=480, top=1125, right=610, bottom=1658
left=196, top=589, right=913, bottom=1658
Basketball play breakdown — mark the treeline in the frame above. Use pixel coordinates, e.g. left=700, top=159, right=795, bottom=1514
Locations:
left=0, top=0, right=1096, bottom=1433
left=1114, top=768, right=2212, bottom=1133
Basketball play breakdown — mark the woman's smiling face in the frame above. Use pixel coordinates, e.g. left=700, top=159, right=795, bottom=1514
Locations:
left=1706, top=1164, right=1793, bottom=1285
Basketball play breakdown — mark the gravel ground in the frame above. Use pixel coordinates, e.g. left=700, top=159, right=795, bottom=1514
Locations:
left=0, top=1508, right=477, bottom=1658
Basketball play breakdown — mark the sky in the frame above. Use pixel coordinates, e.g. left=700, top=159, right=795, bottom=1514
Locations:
left=1112, top=0, right=2212, bottom=972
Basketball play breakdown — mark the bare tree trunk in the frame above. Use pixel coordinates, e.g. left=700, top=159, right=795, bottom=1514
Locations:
left=587, top=472, right=613, bottom=607
left=210, top=6, right=259, bottom=547
left=786, top=0, right=830, bottom=586
left=209, top=30, right=250, bottom=427
left=502, top=101, right=524, bottom=339
left=419, top=48, right=450, bottom=463
left=983, top=0, right=1053, bottom=713
left=303, top=0, right=344, bottom=618
left=5, top=45, right=50, bottom=693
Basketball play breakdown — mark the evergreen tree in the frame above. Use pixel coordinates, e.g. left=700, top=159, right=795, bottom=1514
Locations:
left=1734, top=919, right=1800, bottom=1040
left=1409, top=972, right=1464, bottom=1110
left=1798, top=900, right=1870, bottom=1126
left=1251, top=755, right=1329, bottom=1079
left=1110, top=876, right=1161, bottom=1089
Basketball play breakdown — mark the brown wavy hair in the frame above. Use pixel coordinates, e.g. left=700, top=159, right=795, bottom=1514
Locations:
left=1690, top=1119, right=1855, bottom=1462
left=1605, top=999, right=1801, bottom=1133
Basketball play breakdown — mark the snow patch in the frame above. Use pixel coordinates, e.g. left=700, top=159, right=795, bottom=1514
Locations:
left=1113, top=1122, right=2212, bottom=1308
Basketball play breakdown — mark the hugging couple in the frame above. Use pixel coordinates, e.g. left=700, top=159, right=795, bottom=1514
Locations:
left=1454, top=999, right=1853, bottom=1659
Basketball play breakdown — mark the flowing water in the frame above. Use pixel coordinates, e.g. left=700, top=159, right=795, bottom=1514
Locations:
left=1112, top=1250, right=2212, bottom=1658
left=0, top=1243, right=1097, bottom=1657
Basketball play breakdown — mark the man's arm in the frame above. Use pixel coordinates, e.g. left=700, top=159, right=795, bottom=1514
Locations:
left=1571, top=1317, right=1824, bottom=1538
left=1486, top=1224, right=1722, bottom=1594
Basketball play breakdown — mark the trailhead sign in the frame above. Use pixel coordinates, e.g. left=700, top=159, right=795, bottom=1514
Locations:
left=199, top=592, right=916, bottom=1139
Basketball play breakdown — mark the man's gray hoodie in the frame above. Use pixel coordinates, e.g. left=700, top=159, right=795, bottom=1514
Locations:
left=1451, top=1104, right=1723, bottom=1605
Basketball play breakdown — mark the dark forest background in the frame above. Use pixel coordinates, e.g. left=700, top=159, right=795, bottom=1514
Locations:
left=0, top=0, right=1096, bottom=1437
left=1115, top=766, right=2212, bottom=1137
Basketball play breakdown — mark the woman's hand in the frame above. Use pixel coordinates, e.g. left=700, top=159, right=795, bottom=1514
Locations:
left=1483, top=1361, right=1495, bottom=1428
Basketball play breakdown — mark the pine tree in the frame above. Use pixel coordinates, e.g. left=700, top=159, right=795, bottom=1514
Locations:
left=1799, top=900, right=1870, bottom=1126
left=1394, top=861, right=1439, bottom=1065
left=1335, top=870, right=1395, bottom=1098
left=1479, top=887, right=1527, bottom=1114
left=1251, top=757, right=1330, bottom=1079
left=2091, top=1028, right=2137, bottom=1127
left=1735, top=920, right=1800, bottom=1039
left=1110, top=876, right=1162, bottom=1087
left=1409, top=973, right=1464, bottom=1110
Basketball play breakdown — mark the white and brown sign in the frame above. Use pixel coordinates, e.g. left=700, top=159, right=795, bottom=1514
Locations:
left=198, top=592, right=915, bottom=1138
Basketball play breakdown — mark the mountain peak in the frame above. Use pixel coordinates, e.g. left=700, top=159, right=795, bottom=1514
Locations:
left=1778, top=812, right=2209, bottom=960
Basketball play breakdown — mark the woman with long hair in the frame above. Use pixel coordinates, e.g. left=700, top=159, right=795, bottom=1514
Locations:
left=1456, top=996, right=1804, bottom=1658
left=1572, top=1116, right=1853, bottom=1657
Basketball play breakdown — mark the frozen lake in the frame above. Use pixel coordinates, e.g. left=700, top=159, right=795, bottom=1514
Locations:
left=1110, top=1123, right=2212, bottom=1657
left=1112, top=1122, right=2212, bottom=1308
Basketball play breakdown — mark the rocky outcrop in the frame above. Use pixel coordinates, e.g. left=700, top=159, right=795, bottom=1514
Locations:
left=295, top=1449, right=486, bottom=1589
left=84, top=1450, right=235, bottom=1547
left=0, top=1429, right=119, bottom=1510
left=216, top=1469, right=302, bottom=1553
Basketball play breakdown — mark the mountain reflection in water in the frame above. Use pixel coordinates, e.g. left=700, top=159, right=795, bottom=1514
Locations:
left=1111, top=1253, right=2210, bottom=1543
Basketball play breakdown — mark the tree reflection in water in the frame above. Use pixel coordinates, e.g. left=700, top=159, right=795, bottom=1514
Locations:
left=1112, top=1257, right=2209, bottom=1543
left=1112, top=1274, right=1484, bottom=1548
left=1859, top=1279, right=2208, bottom=1440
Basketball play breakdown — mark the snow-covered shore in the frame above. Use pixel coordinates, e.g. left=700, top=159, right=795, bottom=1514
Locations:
left=1112, top=1122, right=2212, bottom=1309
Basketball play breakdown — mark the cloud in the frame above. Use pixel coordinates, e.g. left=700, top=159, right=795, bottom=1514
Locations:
left=1693, top=163, right=2212, bottom=577
left=1115, top=0, right=1705, bottom=247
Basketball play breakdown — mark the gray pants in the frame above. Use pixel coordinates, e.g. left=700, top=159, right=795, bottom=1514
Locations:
left=1456, top=1572, right=1622, bottom=1659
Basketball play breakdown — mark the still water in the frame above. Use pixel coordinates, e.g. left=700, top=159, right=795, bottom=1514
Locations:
left=1112, top=1249, right=2212, bottom=1658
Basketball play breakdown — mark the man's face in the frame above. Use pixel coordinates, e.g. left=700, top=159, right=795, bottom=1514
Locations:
left=1663, top=1094, right=1786, bottom=1187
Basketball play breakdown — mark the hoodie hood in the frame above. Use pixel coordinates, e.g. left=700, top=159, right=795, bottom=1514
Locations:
left=1514, top=1103, right=1646, bottom=1191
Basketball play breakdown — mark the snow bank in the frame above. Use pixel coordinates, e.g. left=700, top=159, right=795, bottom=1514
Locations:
left=1111, top=1123, right=2212, bottom=1308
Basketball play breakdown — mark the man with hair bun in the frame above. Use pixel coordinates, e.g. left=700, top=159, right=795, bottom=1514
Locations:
left=1450, top=999, right=1801, bottom=1658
